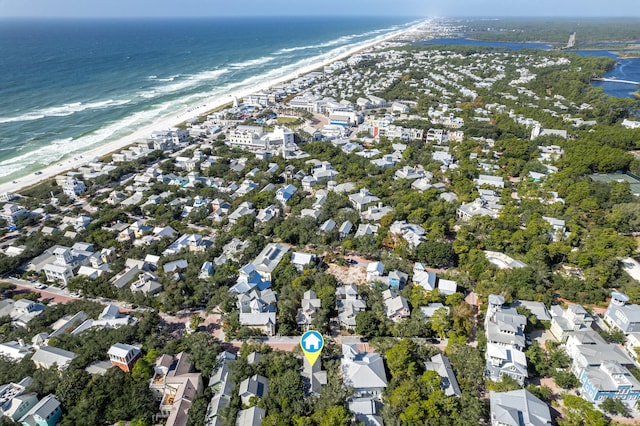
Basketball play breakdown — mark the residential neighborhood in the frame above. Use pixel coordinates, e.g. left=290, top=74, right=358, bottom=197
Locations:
left=1, top=16, right=640, bottom=426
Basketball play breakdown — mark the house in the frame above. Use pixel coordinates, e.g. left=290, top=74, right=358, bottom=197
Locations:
left=297, top=290, right=321, bottom=331
left=413, top=263, right=437, bottom=292
left=276, top=184, right=297, bottom=205
left=256, top=205, right=279, bottom=223
left=163, top=259, right=188, bottom=274
left=339, top=221, right=353, bottom=239
left=354, top=224, right=378, bottom=238
left=570, top=342, right=635, bottom=380
left=301, top=354, right=327, bottom=396
left=388, top=270, right=408, bottom=289
left=0, top=203, right=29, bottom=225
left=107, top=343, right=141, bottom=373
left=389, top=221, right=426, bottom=247
left=235, top=407, right=265, bottom=426
left=0, top=377, right=37, bottom=422
left=342, top=344, right=387, bottom=424
left=291, top=252, right=316, bottom=272
left=230, top=264, right=269, bottom=294
left=341, top=344, right=387, bottom=399
left=237, top=289, right=277, bottom=336
left=579, top=360, right=640, bottom=403
left=336, top=285, right=366, bottom=329
left=604, top=291, right=640, bottom=334
left=438, top=279, right=457, bottom=296
left=484, top=295, right=528, bottom=385
left=41, top=246, right=88, bottom=285
left=512, top=300, right=552, bottom=322
left=31, top=346, right=76, bottom=371
left=130, top=271, right=163, bottom=295
left=485, top=343, right=528, bottom=385
left=348, top=188, right=380, bottom=212
left=227, top=202, right=255, bottom=225
left=199, top=261, right=215, bottom=279
left=18, top=394, right=62, bottom=426
left=476, top=174, right=504, bottom=189
left=366, top=262, right=384, bottom=282
left=49, top=311, right=88, bottom=339
left=348, top=398, right=383, bottom=426
left=251, top=243, right=290, bottom=281
left=319, top=219, right=336, bottom=233
left=149, top=352, right=203, bottom=426
left=457, top=198, right=500, bottom=221
left=7, top=299, right=45, bottom=328
left=420, top=303, right=450, bottom=321
left=489, top=389, right=552, bottom=426
left=238, top=374, right=269, bottom=406
left=382, top=289, right=410, bottom=322
left=0, top=340, right=33, bottom=361
left=424, top=354, right=461, bottom=397
left=485, top=295, right=527, bottom=351
left=205, top=352, right=236, bottom=426
left=549, top=303, right=594, bottom=342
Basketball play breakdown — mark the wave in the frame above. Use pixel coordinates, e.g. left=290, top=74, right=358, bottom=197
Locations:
left=138, top=68, right=228, bottom=99
left=230, top=57, right=275, bottom=68
left=148, top=74, right=180, bottom=82
left=0, top=102, right=176, bottom=178
left=0, top=99, right=131, bottom=124
left=274, top=23, right=407, bottom=55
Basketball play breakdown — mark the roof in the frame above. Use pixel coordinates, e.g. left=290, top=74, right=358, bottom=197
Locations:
left=235, top=406, right=266, bottom=426
left=291, top=252, right=315, bottom=266
left=108, top=343, right=140, bottom=358
left=513, top=300, right=552, bottom=321
left=20, top=394, right=61, bottom=424
left=424, top=354, right=461, bottom=397
left=490, top=390, right=551, bottom=426
left=251, top=243, right=290, bottom=275
left=31, top=346, right=76, bottom=368
left=239, top=374, right=269, bottom=399
left=341, top=345, right=388, bottom=390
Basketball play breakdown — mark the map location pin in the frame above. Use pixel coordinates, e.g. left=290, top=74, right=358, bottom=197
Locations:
left=300, top=330, right=324, bottom=366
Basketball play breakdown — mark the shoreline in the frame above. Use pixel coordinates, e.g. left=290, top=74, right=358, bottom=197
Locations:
left=0, top=20, right=429, bottom=197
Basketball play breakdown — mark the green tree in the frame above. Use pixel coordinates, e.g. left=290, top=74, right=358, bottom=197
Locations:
left=430, top=307, right=451, bottom=339
left=600, top=397, right=629, bottom=417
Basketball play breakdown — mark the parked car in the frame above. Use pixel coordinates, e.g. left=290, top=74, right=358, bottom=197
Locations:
left=34, top=283, right=47, bottom=290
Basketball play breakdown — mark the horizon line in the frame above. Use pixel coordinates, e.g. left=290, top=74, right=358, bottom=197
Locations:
left=1, top=15, right=639, bottom=20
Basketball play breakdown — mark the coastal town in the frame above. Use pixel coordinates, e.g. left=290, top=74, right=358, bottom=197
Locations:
left=2, top=18, right=640, bottom=426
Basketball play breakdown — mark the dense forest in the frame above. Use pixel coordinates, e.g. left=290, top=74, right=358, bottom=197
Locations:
left=460, top=17, right=640, bottom=47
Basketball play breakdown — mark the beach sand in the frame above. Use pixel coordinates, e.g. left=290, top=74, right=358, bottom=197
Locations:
left=0, top=20, right=428, bottom=197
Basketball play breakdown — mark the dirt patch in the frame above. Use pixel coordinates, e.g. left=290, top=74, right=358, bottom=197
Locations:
left=326, top=263, right=367, bottom=285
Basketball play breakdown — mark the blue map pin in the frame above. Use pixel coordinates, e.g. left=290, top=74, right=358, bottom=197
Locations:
left=300, top=330, right=324, bottom=366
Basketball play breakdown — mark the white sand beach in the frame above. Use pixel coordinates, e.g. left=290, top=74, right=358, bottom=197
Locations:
left=0, top=20, right=428, bottom=197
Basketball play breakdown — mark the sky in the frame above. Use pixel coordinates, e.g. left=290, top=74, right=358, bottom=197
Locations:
left=0, top=0, right=639, bottom=18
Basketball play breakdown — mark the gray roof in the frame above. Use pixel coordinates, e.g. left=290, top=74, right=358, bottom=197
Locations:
left=251, top=243, right=289, bottom=276
left=513, top=300, right=551, bottom=321
left=235, top=406, right=265, bottom=426
left=31, top=346, right=76, bottom=369
left=20, top=394, right=61, bottom=423
left=424, top=354, right=461, bottom=397
left=490, top=389, right=551, bottom=426
left=341, top=345, right=388, bottom=390
left=238, top=374, right=269, bottom=399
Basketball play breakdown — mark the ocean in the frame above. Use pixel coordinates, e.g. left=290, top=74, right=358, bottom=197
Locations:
left=0, top=17, right=417, bottom=183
